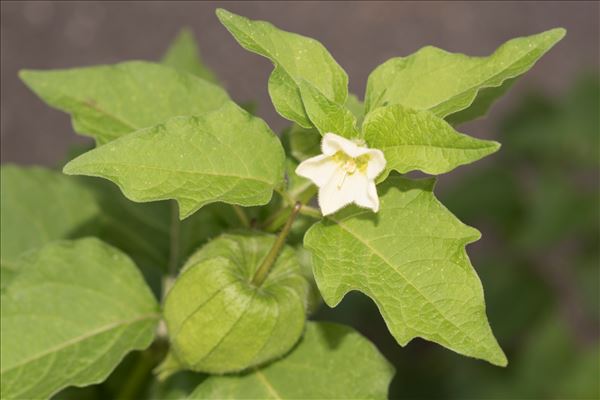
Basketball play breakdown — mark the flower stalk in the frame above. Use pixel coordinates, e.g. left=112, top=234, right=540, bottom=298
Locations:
left=251, top=201, right=302, bottom=287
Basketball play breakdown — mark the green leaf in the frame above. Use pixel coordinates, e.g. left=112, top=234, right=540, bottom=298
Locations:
left=296, top=246, right=322, bottom=315
left=20, top=61, right=230, bottom=144
left=362, top=104, right=500, bottom=175
left=188, top=321, right=394, bottom=399
left=163, top=233, right=312, bottom=373
left=288, top=124, right=321, bottom=161
left=364, top=28, right=566, bottom=121
left=285, top=158, right=316, bottom=204
left=0, top=165, right=99, bottom=270
left=63, top=102, right=285, bottom=219
left=304, top=175, right=507, bottom=366
left=286, top=93, right=364, bottom=161
left=0, top=238, right=159, bottom=399
left=298, top=80, right=359, bottom=138
left=162, top=28, right=219, bottom=83
left=0, top=165, right=170, bottom=294
left=345, top=93, right=366, bottom=128
left=216, top=8, right=348, bottom=128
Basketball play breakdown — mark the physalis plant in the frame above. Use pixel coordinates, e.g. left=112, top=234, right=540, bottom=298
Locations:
left=0, top=8, right=564, bottom=399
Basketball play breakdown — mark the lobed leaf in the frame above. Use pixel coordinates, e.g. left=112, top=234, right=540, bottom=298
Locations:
left=162, top=28, right=219, bottom=83
left=364, top=28, right=566, bottom=122
left=362, top=104, right=500, bottom=175
left=20, top=61, right=229, bottom=144
left=286, top=94, right=364, bottom=162
left=216, top=8, right=348, bottom=128
left=188, top=321, right=394, bottom=399
left=304, top=176, right=507, bottom=366
left=298, top=80, right=359, bottom=138
left=63, top=102, right=285, bottom=219
left=0, top=238, right=159, bottom=399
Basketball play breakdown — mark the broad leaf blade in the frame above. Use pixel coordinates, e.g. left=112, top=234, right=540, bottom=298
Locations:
left=365, top=28, right=566, bottom=121
left=63, top=102, right=285, bottom=219
left=304, top=176, right=507, bottom=366
left=188, top=322, right=394, bottom=399
left=298, top=80, right=359, bottom=138
left=0, top=165, right=170, bottom=294
left=216, top=8, right=348, bottom=128
left=286, top=93, right=364, bottom=161
left=0, top=165, right=99, bottom=269
left=20, top=61, right=229, bottom=144
left=363, top=104, right=500, bottom=175
left=288, top=124, right=321, bottom=162
left=345, top=93, right=366, bottom=128
left=162, top=28, right=219, bottom=83
left=0, top=238, right=159, bottom=399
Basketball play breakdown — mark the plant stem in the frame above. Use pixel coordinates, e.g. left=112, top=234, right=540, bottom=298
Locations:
left=251, top=202, right=302, bottom=287
left=262, top=206, right=289, bottom=232
left=114, top=351, right=154, bottom=400
left=232, top=205, right=251, bottom=228
left=298, top=204, right=322, bottom=219
left=162, top=201, right=180, bottom=299
left=167, top=201, right=180, bottom=276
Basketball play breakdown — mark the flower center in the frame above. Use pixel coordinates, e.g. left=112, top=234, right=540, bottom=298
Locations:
left=342, top=159, right=357, bottom=174
left=332, top=151, right=370, bottom=175
left=331, top=151, right=371, bottom=189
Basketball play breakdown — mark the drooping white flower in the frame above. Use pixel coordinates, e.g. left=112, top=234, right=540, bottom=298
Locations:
left=295, top=132, right=386, bottom=216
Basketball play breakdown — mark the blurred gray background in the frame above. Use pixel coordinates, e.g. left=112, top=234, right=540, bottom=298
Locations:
left=1, top=1, right=599, bottom=166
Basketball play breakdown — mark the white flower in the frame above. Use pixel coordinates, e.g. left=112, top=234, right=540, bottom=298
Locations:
left=295, top=132, right=386, bottom=216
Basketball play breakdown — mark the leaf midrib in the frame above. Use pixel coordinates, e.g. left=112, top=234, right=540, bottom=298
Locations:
left=70, top=161, right=275, bottom=187
left=325, top=213, right=492, bottom=356
left=375, top=142, right=497, bottom=151
left=53, top=88, right=138, bottom=134
left=426, top=39, right=555, bottom=114
left=254, top=369, right=283, bottom=399
left=0, top=312, right=159, bottom=374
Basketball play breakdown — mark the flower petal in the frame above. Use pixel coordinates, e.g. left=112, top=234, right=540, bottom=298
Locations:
left=365, top=149, right=386, bottom=180
left=295, top=154, right=339, bottom=187
left=321, top=132, right=370, bottom=158
left=354, top=178, right=380, bottom=212
left=318, top=169, right=356, bottom=215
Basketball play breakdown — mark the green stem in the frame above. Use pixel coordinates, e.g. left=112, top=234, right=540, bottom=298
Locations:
left=263, top=183, right=317, bottom=231
left=162, top=201, right=180, bottom=299
left=232, top=205, right=251, bottom=228
left=251, top=202, right=302, bottom=287
left=262, top=206, right=289, bottom=231
left=299, top=204, right=322, bottom=219
left=114, top=351, right=155, bottom=400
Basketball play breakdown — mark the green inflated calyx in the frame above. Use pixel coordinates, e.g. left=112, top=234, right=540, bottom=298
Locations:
left=162, top=225, right=311, bottom=374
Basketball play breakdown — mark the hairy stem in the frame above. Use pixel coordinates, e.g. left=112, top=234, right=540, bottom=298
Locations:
left=251, top=202, right=302, bottom=287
